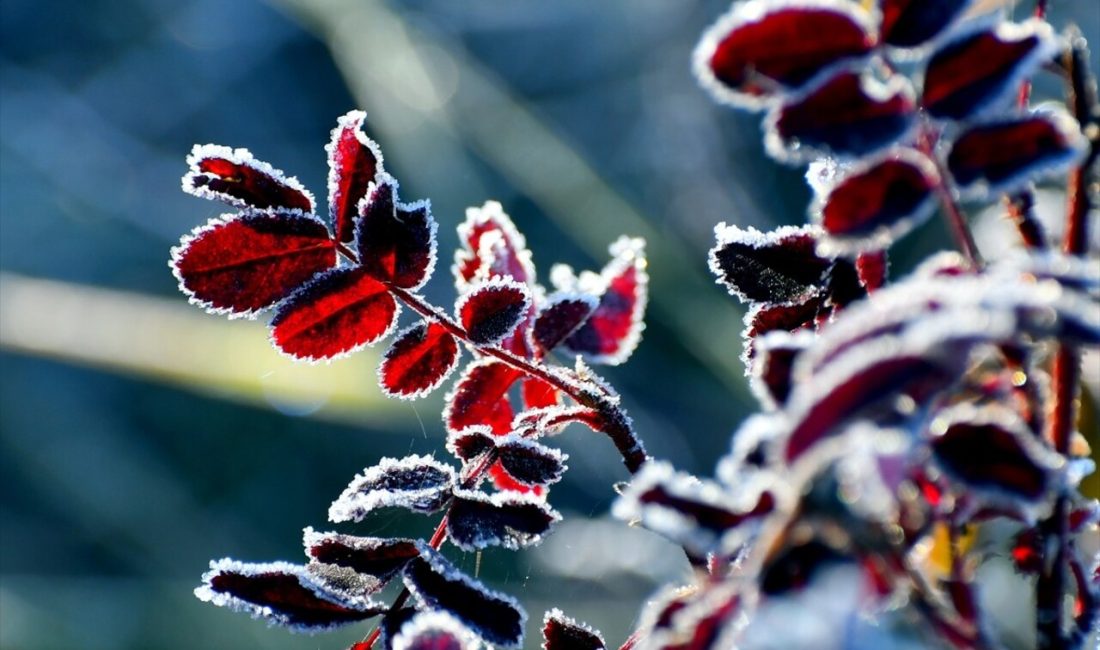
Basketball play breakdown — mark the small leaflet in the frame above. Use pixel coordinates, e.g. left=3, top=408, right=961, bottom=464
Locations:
left=560, top=237, right=649, bottom=365
left=741, top=297, right=825, bottom=364
left=270, top=267, right=398, bottom=361
left=542, top=608, right=606, bottom=650
left=356, top=176, right=438, bottom=289
left=403, top=542, right=528, bottom=648
left=612, top=461, right=775, bottom=559
left=878, top=0, right=975, bottom=49
left=765, top=68, right=917, bottom=163
left=921, top=20, right=1060, bottom=121
left=521, top=377, right=561, bottom=410
left=183, top=144, right=315, bottom=213
left=194, top=558, right=385, bottom=632
left=326, top=110, right=384, bottom=243
left=328, top=455, right=456, bottom=522
left=446, top=489, right=561, bottom=551
left=946, top=110, right=1088, bottom=199
left=532, top=293, right=599, bottom=352
left=928, top=404, right=1060, bottom=515
left=454, top=201, right=536, bottom=291
left=446, top=426, right=498, bottom=463
left=392, top=611, right=482, bottom=650
left=709, top=223, right=832, bottom=305
left=496, top=437, right=568, bottom=487
left=302, top=528, right=419, bottom=586
left=170, top=210, right=336, bottom=318
left=749, top=330, right=814, bottom=410
left=444, top=359, right=523, bottom=434
left=379, top=322, right=461, bottom=399
left=693, top=0, right=876, bottom=108
left=812, top=148, right=939, bottom=255
left=456, top=277, right=533, bottom=346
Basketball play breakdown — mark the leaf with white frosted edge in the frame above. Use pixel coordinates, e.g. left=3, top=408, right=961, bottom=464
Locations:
left=379, top=321, right=461, bottom=399
left=446, top=426, right=498, bottom=463
left=393, top=611, right=482, bottom=650
left=612, top=461, right=776, bottom=559
left=446, top=488, right=561, bottom=550
left=693, top=0, right=877, bottom=110
left=749, top=329, right=814, bottom=411
left=194, top=559, right=385, bottom=632
left=326, top=110, right=384, bottom=243
left=303, top=528, right=419, bottom=587
left=496, top=437, right=568, bottom=488
left=711, top=223, right=833, bottom=305
left=559, top=237, right=649, bottom=365
left=403, top=542, right=527, bottom=648
left=456, top=277, right=532, bottom=345
left=947, top=109, right=1088, bottom=199
left=182, top=144, right=316, bottom=213
left=444, top=359, right=522, bottom=434
left=170, top=210, right=336, bottom=318
left=811, top=148, right=940, bottom=256
left=454, top=201, right=537, bottom=292
left=328, top=455, right=456, bottom=522
left=741, top=296, right=826, bottom=365
left=764, top=66, right=917, bottom=164
left=356, top=174, right=438, bottom=289
left=511, top=405, right=603, bottom=437
left=533, top=292, right=599, bottom=352
left=717, top=413, right=783, bottom=488
left=878, top=0, right=975, bottom=49
left=542, top=608, right=606, bottom=650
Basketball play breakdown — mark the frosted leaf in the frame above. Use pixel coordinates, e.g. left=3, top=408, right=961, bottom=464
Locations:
left=805, top=157, right=851, bottom=196
left=717, top=414, right=784, bottom=488
left=326, top=110, right=384, bottom=243
left=194, top=558, right=385, bottom=632
left=454, top=201, right=536, bottom=292
left=541, top=608, right=606, bottom=650
left=749, top=329, right=815, bottom=411
left=393, top=611, right=482, bottom=650
left=521, top=376, right=562, bottom=410
left=710, top=223, right=831, bottom=305
left=403, top=542, right=527, bottom=648
left=302, top=527, right=419, bottom=588
left=356, top=174, right=438, bottom=289
left=328, top=455, right=456, bottom=522
left=511, top=405, right=602, bottom=437
left=455, top=277, right=533, bottom=346
left=444, top=359, right=522, bottom=434
left=183, top=143, right=315, bottom=213
left=379, top=321, right=461, bottom=399
left=446, top=488, right=561, bottom=550
left=446, top=426, right=498, bottom=463
left=741, top=296, right=826, bottom=366
left=879, top=0, right=975, bottom=49
left=532, top=292, right=599, bottom=352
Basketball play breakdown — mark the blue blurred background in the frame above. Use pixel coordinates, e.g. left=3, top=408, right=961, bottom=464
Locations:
left=1, top=1, right=1096, bottom=648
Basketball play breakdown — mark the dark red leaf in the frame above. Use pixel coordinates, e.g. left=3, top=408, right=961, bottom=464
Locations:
left=303, top=529, right=419, bottom=586
left=856, top=250, right=888, bottom=291
left=357, top=177, right=437, bottom=289
left=946, top=111, right=1087, bottom=197
left=750, top=331, right=812, bottom=410
left=560, top=237, right=649, bottom=365
left=445, top=360, right=523, bottom=434
left=710, top=224, right=832, bottom=304
left=380, top=322, right=460, bottom=399
left=878, top=0, right=974, bottom=48
left=521, top=377, right=560, bottom=409
left=195, top=559, right=385, bottom=631
left=767, top=69, right=916, bottom=161
left=454, top=201, right=536, bottom=290
left=922, top=20, right=1059, bottom=120
left=403, top=543, right=527, bottom=648
left=814, top=149, right=939, bottom=254
left=542, top=609, right=605, bottom=650
left=742, top=296, right=825, bottom=363
left=270, top=268, right=398, bottom=360
left=171, top=210, right=336, bottom=316
left=695, top=1, right=876, bottom=106
left=497, top=438, right=567, bottom=488
left=533, top=294, right=598, bottom=352
left=184, top=144, right=315, bottom=213
left=456, top=278, right=532, bottom=345
left=328, top=455, right=456, bottom=522
left=447, top=489, right=560, bottom=551
left=489, top=462, right=546, bottom=496
left=392, top=612, right=480, bottom=650
left=327, top=110, right=384, bottom=243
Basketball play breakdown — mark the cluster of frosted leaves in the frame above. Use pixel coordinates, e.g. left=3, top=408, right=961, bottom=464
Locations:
left=695, top=0, right=1088, bottom=255
left=615, top=253, right=1100, bottom=649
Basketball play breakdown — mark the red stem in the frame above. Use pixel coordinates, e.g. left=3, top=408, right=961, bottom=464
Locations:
left=918, top=127, right=984, bottom=269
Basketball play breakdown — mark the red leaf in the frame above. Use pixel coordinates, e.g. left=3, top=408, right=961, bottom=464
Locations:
left=542, top=609, right=606, bottom=650
left=521, top=377, right=560, bottom=410
left=749, top=330, right=812, bottom=410
left=454, top=201, right=536, bottom=291
left=946, top=110, right=1087, bottom=198
left=921, top=20, right=1059, bottom=121
left=357, top=176, right=437, bottom=289
left=742, top=297, right=824, bottom=363
left=184, top=144, right=315, bottom=213
left=709, top=223, right=832, bottom=305
left=856, top=251, right=888, bottom=291
left=327, top=110, right=384, bottom=243
left=560, top=237, right=648, bottom=365
left=766, top=69, right=916, bottom=162
left=171, top=210, right=336, bottom=317
left=271, top=268, right=398, bottom=360
left=445, top=360, right=523, bottom=434
left=392, top=612, right=481, bottom=650
left=456, top=278, right=532, bottom=346
left=532, top=294, right=598, bottom=352
left=813, top=149, right=939, bottom=254
left=695, top=1, right=876, bottom=107
left=878, top=0, right=974, bottom=48
left=303, top=529, right=419, bottom=587
left=380, top=322, right=460, bottom=398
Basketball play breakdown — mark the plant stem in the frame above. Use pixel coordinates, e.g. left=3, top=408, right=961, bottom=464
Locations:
left=917, top=127, right=984, bottom=269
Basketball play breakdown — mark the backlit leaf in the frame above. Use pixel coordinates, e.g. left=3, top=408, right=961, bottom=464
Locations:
left=456, top=278, right=532, bottom=346
left=327, top=110, right=384, bottom=243
left=357, top=176, right=438, bottom=289
left=183, top=144, right=315, bottom=213
left=380, top=322, right=461, bottom=399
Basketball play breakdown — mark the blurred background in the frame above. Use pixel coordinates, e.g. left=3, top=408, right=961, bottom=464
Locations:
left=1, top=1, right=1096, bottom=648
